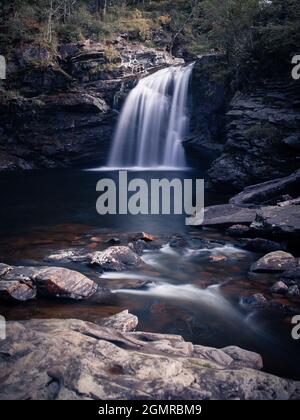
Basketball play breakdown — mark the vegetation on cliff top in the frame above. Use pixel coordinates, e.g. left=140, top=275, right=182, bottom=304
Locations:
left=0, top=0, right=299, bottom=82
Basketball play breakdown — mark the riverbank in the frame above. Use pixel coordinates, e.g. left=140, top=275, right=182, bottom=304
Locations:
left=1, top=314, right=300, bottom=400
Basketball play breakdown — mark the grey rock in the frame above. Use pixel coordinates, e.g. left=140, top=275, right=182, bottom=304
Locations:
left=201, top=204, right=257, bottom=228
left=271, top=281, right=288, bottom=295
left=225, top=224, right=252, bottom=238
left=230, top=170, right=300, bottom=206
left=240, top=238, right=283, bottom=253
left=252, top=204, right=300, bottom=238
left=34, top=267, right=98, bottom=300
left=241, top=293, right=268, bottom=308
left=0, top=317, right=299, bottom=400
left=89, top=246, right=142, bottom=271
left=0, top=280, right=36, bottom=302
left=251, top=251, right=297, bottom=273
left=99, top=310, right=138, bottom=332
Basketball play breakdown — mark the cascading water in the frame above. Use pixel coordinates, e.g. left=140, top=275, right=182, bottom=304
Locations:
left=108, top=63, right=194, bottom=169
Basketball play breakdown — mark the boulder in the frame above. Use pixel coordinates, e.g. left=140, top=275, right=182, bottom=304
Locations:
left=44, top=249, right=90, bottom=263
left=0, top=280, right=36, bottom=302
left=0, top=317, right=299, bottom=400
left=225, top=224, right=252, bottom=238
left=99, top=310, right=138, bottom=332
left=89, top=246, right=141, bottom=271
left=34, top=267, right=98, bottom=300
left=251, top=251, right=297, bottom=273
left=271, top=281, right=288, bottom=295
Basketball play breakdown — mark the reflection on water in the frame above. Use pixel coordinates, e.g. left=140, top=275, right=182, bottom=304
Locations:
left=0, top=169, right=300, bottom=381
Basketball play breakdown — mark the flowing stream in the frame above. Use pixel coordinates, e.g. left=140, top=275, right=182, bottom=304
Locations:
left=108, top=64, right=194, bottom=169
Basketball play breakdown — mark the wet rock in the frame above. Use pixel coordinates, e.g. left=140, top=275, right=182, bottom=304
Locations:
left=225, top=224, right=252, bottom=238
left=0, top=280, right=36, bottom=302
left=271, top=281, right=288, bottom=295
left=99, top=310, right=138, bottom=332
left=34, top=267, right=98, bottom=300
left=89, top=246, right=141, bottom=271
left=287, top=285, right=300, bottom=297
left=251, top=251, right=297, bottom=273
left=1, top=317, right=299, bottom=400
left=241, top=293, right=268, bottom=309
left=240, top=238, right=283, bottom=253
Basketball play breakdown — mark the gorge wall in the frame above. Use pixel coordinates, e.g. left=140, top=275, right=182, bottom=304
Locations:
left=0, top=39, right=183, bottom=170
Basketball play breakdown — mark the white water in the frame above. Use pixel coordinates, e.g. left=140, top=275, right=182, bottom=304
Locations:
left=108, top=63, right=194, bottom=169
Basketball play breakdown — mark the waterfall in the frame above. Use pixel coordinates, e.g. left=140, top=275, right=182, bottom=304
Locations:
left=108, top=63, right=194, bottom=169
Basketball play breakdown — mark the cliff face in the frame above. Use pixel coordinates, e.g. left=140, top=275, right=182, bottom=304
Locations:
left=0, top=39, right=183, bottom=171
left=208, top=78, right=300, bottom=193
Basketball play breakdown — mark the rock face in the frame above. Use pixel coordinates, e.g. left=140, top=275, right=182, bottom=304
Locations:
left=183, top=54, right=229, bottom=168
left=251, top=251, right=297, bottom=273
left=0, top=264, right=98, bottom=301
left=89, top=246, right=142, bottom=271
left=0, top=317, right=299, bottom=400
left=208, top=80, right=300, bottom=193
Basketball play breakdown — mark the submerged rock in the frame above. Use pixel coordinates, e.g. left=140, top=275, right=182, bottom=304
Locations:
left=89, top=246, right=142, bottom=271
left=251, top=251, right=297, bottom=273
left=241, top=293, right=268, bottom=308
left=0, top=316, right=299, bottom=400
